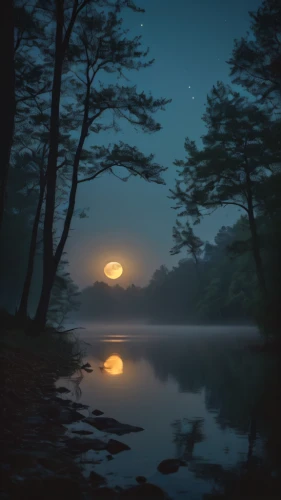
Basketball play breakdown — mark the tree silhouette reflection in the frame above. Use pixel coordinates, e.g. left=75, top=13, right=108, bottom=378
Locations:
left=172, top=417, right=205, bottom=461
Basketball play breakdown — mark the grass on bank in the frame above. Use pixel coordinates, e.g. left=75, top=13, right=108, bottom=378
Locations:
left=0, top=309, right=86, bottom=376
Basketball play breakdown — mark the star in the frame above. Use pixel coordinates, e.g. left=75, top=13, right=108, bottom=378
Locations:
left=140, top=23, right=143, bottom=27
left=188, top=85, right=191, bottom=88
left=192, top=96, right=195, bottom=99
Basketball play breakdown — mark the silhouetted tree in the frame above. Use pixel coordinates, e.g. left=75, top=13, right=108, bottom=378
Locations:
left=16, top=146, right=47, bottom=319
left=171, top=82, right=281, bottom=302
left=16, top=102, right=82, bottom=320
left=171, top=219, right=204, bottom=273
left=227, top=0, right=281, bottom=111
left=148, top=265, right=169, bottom=290
left=0, top=156, right=43, bottom=311
left=0, top=0, right=15, bottom=231
left=31, top=0, right=171, bottom=330
left=75, top=220, right=257, bottom=325
left=48, top=257, right=80, bottom=328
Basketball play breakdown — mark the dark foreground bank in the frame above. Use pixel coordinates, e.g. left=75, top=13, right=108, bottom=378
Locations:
left=0, top=327, right=169, bottom=500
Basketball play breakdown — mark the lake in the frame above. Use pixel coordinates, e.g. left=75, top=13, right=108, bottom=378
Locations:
left=57, top=324, right=275, bottom=499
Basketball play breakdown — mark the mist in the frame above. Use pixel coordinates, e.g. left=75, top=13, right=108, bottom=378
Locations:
left=1, top=0, right=280, bottom=499
left=71, top=222, right=257, bottom=327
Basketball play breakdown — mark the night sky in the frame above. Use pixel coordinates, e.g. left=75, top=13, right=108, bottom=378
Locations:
left=66, top=0, right=260, bottom=289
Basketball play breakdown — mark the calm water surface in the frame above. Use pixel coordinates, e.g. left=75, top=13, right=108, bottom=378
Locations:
left=58, top=324, right=268, bottom=499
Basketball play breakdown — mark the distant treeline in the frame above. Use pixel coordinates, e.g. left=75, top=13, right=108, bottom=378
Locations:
left=1, top=0, right=280, bottom=337
left=76, top=215, right=275, bottom=325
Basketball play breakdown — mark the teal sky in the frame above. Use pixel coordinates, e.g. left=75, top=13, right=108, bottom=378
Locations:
left=66, top=0, right=260, bottom=288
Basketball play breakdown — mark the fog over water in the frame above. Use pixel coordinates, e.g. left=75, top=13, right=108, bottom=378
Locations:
left=58, top=323, right=265, bottom=499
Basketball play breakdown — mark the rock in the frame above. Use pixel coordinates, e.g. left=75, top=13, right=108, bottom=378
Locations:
left=84, top=417, right=144, bottom=436
left=120, top=483, right=167, bottom=499
left=56, top=409, right=85, bottom=424
left=81, top=363, right=91, bottom=369
left=92, top=409, right=104, bottom=416
left=106, top=439, right=131, bottom=455
left=89, top=470, right=106, bottom=486
left=53, top=397, right=72, bottom=406
left=136, top=476, right=146, bottom=484
left=72, top=402, right=89, bottom=410
left=80, top=459, right=102, bottom=465
left=56, top=386, right=70, bottom=394
left=157, top=458, right=182, bottom=475
left=66, top=437, right=107, bottom=453
left=71, top=430, right=93, bottom=435
left=106, top=454, right=113, bottom=461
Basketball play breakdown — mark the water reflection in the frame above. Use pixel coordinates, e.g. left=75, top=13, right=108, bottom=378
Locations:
left=73, top=326, right=280, bottom=498
left=84, top=330, right=267, bottom=435
left=100, top=339, right=126, bottom=343
left=103, top=354, right=123, bottom=375
left=172, top=417, right=205, bottom=461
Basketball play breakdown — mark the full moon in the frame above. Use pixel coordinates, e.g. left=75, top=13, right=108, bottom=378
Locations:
left=103, top=355, right=123, bottom=376
left=104, top=261, right=123, bottom=280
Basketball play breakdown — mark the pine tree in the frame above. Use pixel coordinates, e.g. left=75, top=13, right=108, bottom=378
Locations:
left=171, top=82, right=281, bottom=301
left=31, top=0, right=171, bottom=330
left=227, top=0, right=281, bottom=112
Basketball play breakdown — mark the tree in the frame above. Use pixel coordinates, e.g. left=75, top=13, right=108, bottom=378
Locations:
left=197, top=221, right=256, bottom=322
left=0, top=154, right=43, bottom=312
left=0, top=0, right=16, bottom=231
left=227, top=0, right=281, bottom=112
left=1, top=0, right=50, bottom=233
left=1, top=0, right=54, bottom=317
left=227, top=0, right=281, bottom=337
left=48, top=257, right=80, bottom=328
left=75, top=220, right=256, bottom=326
left=16, top=104, right=81, bottom=320
left=171, top=82, right=281, bottom=302
left=171, top=219, right=204, bottom=270
left=31, top=0, right=171, bottom=330
left=148, top=265, right=169, bottom=290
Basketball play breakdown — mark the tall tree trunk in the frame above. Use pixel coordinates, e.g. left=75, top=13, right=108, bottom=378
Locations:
left=34, top=84, right=90, bottom=330
left=35, top=135, right=84, bottom=329
left=33, top=0, right=64, bottom=330
left=18, top=174, right=45, bottom=319
left=33, top=125, right=87, bottom=330
left=32, top=265, right=57, bottom=330
left=246, top=170, right=267, bottom=300
left=0, top=0, right=15, bottom=232
left=54, top=128, right=86, bottom=264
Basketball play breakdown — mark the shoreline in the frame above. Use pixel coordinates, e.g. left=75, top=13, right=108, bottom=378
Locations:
left=0, top=329, right=168, bottom=499
left=1, top=323, right=280, bottom=499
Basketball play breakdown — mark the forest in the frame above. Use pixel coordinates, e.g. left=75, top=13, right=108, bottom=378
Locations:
left=1, top=0, right=281, bottom=341
left=1, top=1, right=281, bottom=499
left=77, top=215, right=280, bottom=328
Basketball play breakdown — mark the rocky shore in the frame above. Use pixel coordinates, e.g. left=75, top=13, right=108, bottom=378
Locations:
left=0, top=332, right=169, bottom=499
